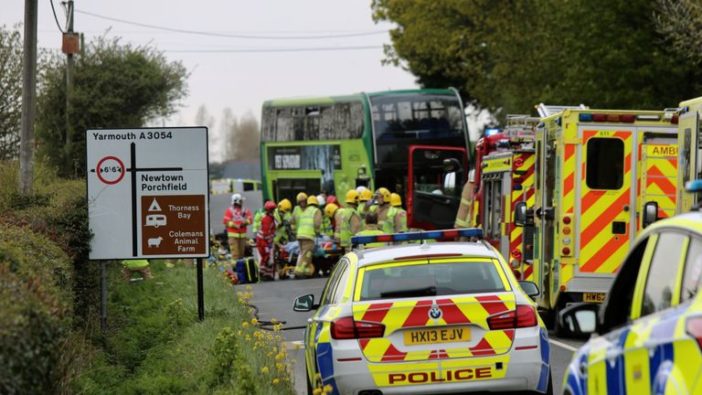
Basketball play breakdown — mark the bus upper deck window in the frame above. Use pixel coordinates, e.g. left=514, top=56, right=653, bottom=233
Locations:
left=586, top=137, right=624, bottom=190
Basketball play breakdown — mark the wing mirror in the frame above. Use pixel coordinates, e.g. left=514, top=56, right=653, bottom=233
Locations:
left=293, top=294, right=319, bottom=312
left=557, top=302, right=599, bottom=339
left=518, top=281, right=539, bottom=300
left=642, top=201, right=658, bottom=228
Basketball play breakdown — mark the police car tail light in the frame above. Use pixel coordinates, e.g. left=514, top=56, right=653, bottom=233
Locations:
left=685, top=316, right=702, bottom=349
left=487, top=305, right=537, bottom=329
left=331, top=316, right=385, bottom=340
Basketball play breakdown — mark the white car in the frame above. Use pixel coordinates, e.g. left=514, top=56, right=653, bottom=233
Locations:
left=293, top=229, right=553, bottom=395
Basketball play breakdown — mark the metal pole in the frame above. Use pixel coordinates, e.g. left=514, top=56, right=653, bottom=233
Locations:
left=100, top=261, right=108, bottom=331
left=196, top=258, right=205, bottom=321
left=19, top=0, right=38, bottom=195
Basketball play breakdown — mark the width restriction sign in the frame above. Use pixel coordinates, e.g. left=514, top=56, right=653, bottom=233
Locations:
left=86, top=127, right=209, bottom=260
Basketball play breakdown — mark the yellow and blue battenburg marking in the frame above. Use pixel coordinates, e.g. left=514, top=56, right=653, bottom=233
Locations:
left=351, top=228, right=484, bottom=247
left=565, top=301, right=702, bottom=395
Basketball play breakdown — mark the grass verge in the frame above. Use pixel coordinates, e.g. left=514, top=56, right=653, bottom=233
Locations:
left=74, top=261, right=296, bottom=395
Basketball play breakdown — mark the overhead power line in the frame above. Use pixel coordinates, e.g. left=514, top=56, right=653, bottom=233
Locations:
left=163, top=45, right=383, bottom=53
left=76, top=9, right=390, bottom=40
left=50, top=0, right=66, bottom=33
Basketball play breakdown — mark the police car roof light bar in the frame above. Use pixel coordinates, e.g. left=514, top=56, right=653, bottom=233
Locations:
left=351, top=228, right=483, bottom=247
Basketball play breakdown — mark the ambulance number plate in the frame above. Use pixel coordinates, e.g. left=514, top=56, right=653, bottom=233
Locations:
left=404, top=327, right=470, bottom=346
left=583, top=292, right=606, bottom=303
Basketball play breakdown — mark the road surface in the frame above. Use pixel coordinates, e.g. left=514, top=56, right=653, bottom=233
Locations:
left=247, top=277, right=584, bottom=395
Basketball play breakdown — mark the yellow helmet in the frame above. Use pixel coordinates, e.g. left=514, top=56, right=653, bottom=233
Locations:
left=296, top=192, right=308, bottom=203
left=345, top=189, right=359, bottom=204
left=278, top=198, right=292, bottom=212
left=390, top=193, right=402, bottom=207
left=307, top=195, right=319, bottom=206
left=324, top=203, right=339, bottom=218
left=359, top=189, right=373, bottom=202
left=376, top=187, right=391, bottom=203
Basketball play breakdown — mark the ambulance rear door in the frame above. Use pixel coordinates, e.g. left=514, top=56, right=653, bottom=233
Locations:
left=577, top=128, right=636, bottom=281
left=637, top=127, right=678, bottom=227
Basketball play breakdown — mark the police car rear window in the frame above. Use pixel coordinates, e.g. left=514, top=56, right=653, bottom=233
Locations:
left=359, top=261, right=505, bottom=301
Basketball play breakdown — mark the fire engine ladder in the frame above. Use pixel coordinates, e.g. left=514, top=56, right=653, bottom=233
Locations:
left=504, top=114, right=539, bottom=139
left=535, top=103, right=588, bottom=118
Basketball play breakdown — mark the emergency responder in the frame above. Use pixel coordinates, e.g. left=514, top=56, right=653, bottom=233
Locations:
left=294, top=195, right=322, bottom=278
left=454, top=170, right=476, bottom=229
left=121, top=259, right=152, bottom=281
left=326, top=201, right=361, bottom=254
left=318, top=194, right=334, bottom=237
left=356, top=212, right=385, bottom=247
left=345, top=189, right=359, bottom=210
left=256, top=201, right=277, bottom=281
left=326, top=195, right=339, bottom=207
left=223, top=193, right=253, bottom=259
left=374, top=187, right=395, bottom=234
left=389, top=193, right=408, bottom=232
left=291, top=192, right=308, bottom=232
left=274, top=198, right=293, bottom=246
left=357, top=188, right=373, bottom=223
left=252, top=207, right=265, bottom=234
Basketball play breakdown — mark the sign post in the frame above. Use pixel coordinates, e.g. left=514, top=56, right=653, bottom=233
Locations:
left=87, top=127, right=209, bottom=321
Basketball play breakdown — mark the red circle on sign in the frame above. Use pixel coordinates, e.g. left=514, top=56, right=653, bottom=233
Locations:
left=96, top=156, right=125, bottom=185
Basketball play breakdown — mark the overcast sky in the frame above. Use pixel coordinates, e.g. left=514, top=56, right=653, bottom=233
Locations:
left=4, top=0, right=422, bottom=160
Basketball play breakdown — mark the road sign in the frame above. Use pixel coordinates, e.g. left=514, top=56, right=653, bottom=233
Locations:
left=87, top=127, right=209, bottom=260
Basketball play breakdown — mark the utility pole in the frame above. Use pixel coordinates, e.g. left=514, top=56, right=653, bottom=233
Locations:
left=62, top=0, right=77, bottom=176
left=19, top=0, right=38, bottom=195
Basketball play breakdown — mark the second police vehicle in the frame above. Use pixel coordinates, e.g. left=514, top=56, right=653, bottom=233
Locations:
left=559, top=181, right=702, bottom=395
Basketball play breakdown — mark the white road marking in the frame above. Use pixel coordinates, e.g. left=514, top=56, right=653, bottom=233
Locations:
left=549, top=338, right=578, bottom=353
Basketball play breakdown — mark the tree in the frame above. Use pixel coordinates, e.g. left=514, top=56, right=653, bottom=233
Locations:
left=0, top=26, right=22, bottom=160
left=655, top=0, right=702, bottom=66
left=372, top=0, right=702, bottom=114
left=36, top=36, right=188, bottom=177
left=231, top=112, right=259, bottom=162
left=219, top=107, right=237, bottom=161
left=193, top=104, right=217, bottom=161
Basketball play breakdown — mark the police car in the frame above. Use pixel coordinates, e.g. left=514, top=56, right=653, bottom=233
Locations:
left=293, top=229, right=553, bottom=394
left=559, top=204, right=702, bottom=394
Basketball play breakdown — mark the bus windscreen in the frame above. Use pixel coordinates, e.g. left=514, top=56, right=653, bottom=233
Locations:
left=370, top=94, right=464, bottom=141
left=261, top=102, right=365, bottom=142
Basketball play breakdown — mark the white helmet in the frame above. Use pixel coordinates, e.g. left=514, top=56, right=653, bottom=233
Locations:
left=356, top=186, right=368, bottom=193
left=316, top=194, right=325, bottom=207
left=231, top=193, right=243, bottom=205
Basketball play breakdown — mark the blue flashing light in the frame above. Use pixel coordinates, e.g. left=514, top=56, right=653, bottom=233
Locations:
left=579, top=113, right=593, bottom=122
left=485, top=128, right=501, bottom=136
left=351, top=228, right=484, bottom=247
left=686, top=180, right=702, bottom=193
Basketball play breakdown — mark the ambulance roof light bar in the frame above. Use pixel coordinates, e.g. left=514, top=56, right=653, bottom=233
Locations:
left=351, top=228, right=484, bottom=248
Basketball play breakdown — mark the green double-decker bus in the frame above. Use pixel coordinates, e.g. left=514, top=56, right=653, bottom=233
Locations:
left=260, top=88, right=471, bottom=229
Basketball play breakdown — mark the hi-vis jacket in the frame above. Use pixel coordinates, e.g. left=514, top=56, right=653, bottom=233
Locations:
left=223, top=206, right=252, bottom=238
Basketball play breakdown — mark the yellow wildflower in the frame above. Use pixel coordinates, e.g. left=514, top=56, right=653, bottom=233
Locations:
left=272, top=378, right=280, bottom=385
left=261, top=366, right=269, bottom=374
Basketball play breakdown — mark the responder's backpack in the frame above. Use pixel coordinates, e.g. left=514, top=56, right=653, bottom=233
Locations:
left=235, top=257, right=259, bottom=284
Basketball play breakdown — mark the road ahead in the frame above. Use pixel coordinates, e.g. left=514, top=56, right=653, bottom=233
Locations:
left=248, top=277, right=583, bottom=395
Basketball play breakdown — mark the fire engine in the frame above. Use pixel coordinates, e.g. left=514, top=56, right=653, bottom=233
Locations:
left=512, top=106, right=680, bottom=325
left=474, top=115, right=539, bottom=280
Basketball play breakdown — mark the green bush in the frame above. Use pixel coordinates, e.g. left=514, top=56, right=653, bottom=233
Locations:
left=0, top=269, right=67, bottom=394
left=0, top=161, right=95, bottom=394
